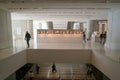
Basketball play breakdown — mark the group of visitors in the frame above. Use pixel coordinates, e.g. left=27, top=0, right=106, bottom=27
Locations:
left=82, top=31, right=107, bottom=45
left=27, top=63, right=57, bottom=80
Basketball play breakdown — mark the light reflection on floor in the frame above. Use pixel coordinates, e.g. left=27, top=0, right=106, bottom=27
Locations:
left=0, top=34, right=120, bottom=64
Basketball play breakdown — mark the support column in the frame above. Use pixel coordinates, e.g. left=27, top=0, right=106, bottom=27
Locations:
left=86, top=20, right=99, bottom=40
left=106, top=9, right=120, bottom=50
left=86, top=20, right=94, bottom=39
left=93, top=20, right=99, bottom=31
left=80, top=23, right=83, bottom=31
left=67, top=22, right=74, bottom=30
left=47, top=21, right=53, bottom=30
left=0, top=9, right=13, bottom=49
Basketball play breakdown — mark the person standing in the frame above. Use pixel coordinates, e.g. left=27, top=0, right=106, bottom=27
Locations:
left=83, top=32, right=86, bottom=43
left=25, top=31, right=31, bottom=48
left=35, top=64, right=40, bottom=74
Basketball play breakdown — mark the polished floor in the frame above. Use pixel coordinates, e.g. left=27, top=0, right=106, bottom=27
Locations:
left=14, top=34, right=103, bottom=50
left=0, top=34, right=119, bottom=80
left=0, top=34, right=120, bottom=65
left=24, top=63, right=95, bottom=80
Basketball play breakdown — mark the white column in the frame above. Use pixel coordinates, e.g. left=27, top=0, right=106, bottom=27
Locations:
left=80, top=23, right=83, bottom=31
left=106, top=9, right=120, bottom=50
left=47, top=21, right=53, bottom=29
left=12, top=20, right=28, bottom=39
left=86, top=20, right=94, bottom=40
left=0, top=9, right=13, bottom=49
left=93, top=20, right=99, bottom=32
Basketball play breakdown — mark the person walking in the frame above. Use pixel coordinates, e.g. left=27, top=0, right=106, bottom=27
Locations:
left=83, top=32, right=86, bottom=43
left=103, top=32, right=107, bottom=45
left=25, top=31, right=31, bottom=48
left=52, top=63, right=57, bottom=73
left=100, top=32, right=103, bottom=44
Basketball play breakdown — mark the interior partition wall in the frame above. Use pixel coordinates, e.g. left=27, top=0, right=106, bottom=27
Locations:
left=0, top=9, right=13, bottom=49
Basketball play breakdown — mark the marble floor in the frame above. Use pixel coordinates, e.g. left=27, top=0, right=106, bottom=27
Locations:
left=15, top=34, right=120, bottom=63
left=0, top=34, right=120, bottom=80
left=0, top=34, right=120, bottom=65
left=13, top=34, right=104, bottom=50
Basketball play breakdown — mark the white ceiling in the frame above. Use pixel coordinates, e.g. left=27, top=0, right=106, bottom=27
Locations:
left=0, top=2, right=120, bottom=21
left=0, top=0, right=120, bottom=3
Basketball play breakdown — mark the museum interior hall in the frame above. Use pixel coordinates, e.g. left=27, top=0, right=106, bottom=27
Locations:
left=0, top=0, right=120, bottom=80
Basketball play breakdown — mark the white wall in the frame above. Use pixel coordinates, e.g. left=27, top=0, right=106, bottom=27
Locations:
left=5, top=73, right=16, bottom=80
left=0, top=9, right=13, bottom=49
left=12, top=20, right=29, bottom=39
left=12, top=20, right=34, bottom=49
left=106, top=9, right=120, bottom=50
left=12, top=20, right=33, bottom=38
left=0, top=49, right=120, bottom=80
left=0, top=50, right=27, bottom=80
left=27, top=49, right=92, bottom=64
left=92, top=50, right=120, bottom=80
left=53, top=21, right=67, bottom=29
left=0, top=49, right=92, bottom=80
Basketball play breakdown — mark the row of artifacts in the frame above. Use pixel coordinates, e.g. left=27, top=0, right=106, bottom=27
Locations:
left=37, top=30, right=82, bottom=34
